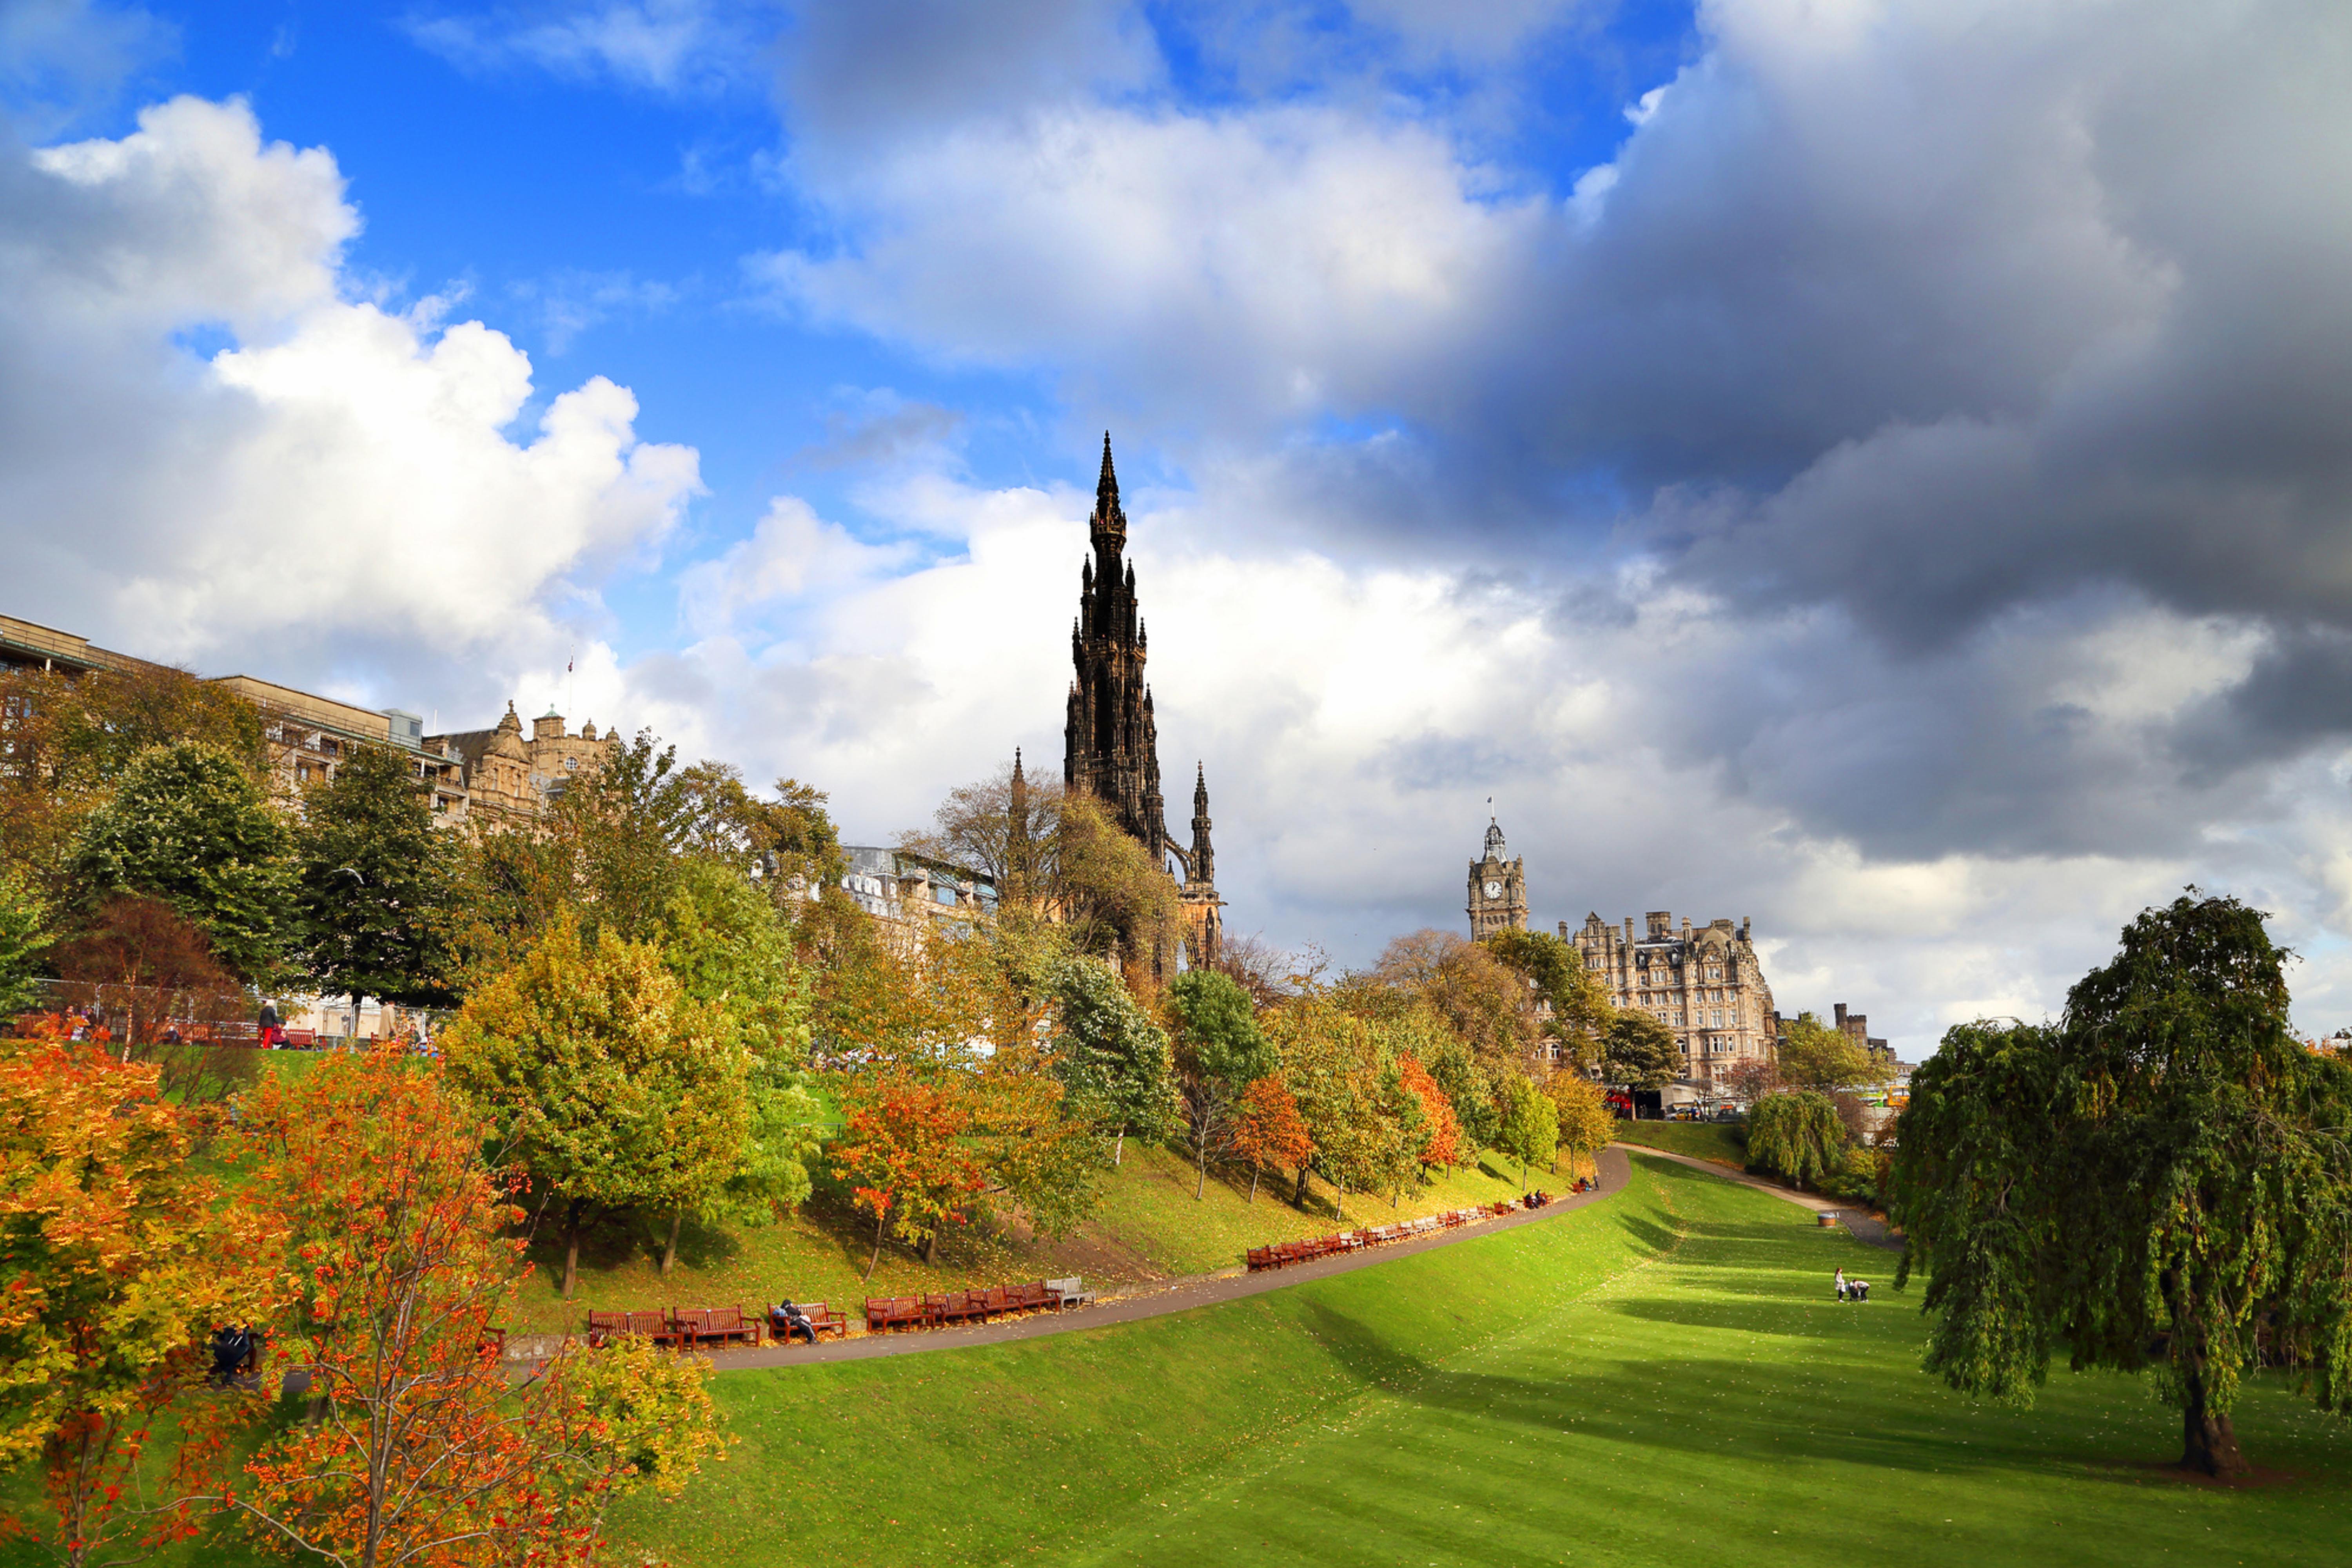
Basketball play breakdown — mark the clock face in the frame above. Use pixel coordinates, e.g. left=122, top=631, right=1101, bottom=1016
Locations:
left=1483, top=880, right=1503, bottom=898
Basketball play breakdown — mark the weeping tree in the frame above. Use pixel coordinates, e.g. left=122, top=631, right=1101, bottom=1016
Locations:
left=1744, top=1091, right=1847, bottom=1189
left=1890, top=893, right=2352, bottom=1477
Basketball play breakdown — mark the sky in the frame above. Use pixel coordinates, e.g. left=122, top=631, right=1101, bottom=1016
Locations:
left=5, top=0, right=2352, bottom=1055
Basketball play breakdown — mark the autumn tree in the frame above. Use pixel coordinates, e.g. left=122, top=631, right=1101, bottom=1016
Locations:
left=822, top=924, right=1102, bottom=1267
left=439, top=916, right=747, bottom=1298
left=227, top=1046, right=724, bottom=1566
left=1231, top=1075, right=1312, bottom=1205
left=0, top=1043, right=287, bottom=1568
left=290, top=743, right=460, bottom=1011
left=1370, top=930, right=1542, bottom=1088
left=1395, top=1052, right=1463, bottom=1171
left=1265, top=994, right=1403, bottom=1220
left=65, top=742, right=294, bottom=984
left=1889, top=894, right=2352, bottom=1477
left=1049, top=953, right=1178, bottom=1166
left=830, top=1069, right=987, bottom=1277
left=1167, top=969, right=1276, bottom=1198
left=1543, top=1070, right=1615, bottom=1176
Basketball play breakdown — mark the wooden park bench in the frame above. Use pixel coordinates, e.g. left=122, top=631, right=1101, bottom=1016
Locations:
left=673, top=1305, right=761, bottom=1348
left=923, top=1290, right=986, bottom=1326
left=1002, top=1280, right=1058, bottom=1313
left=768, top=1300, right=850, bottom=1343
left=865, top=1296, right=930, bottom=1333
left=586, top=1309, right=684, bottom=1349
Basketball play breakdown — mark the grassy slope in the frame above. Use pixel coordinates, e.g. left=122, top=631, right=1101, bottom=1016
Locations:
left=501, top=1142, right=1568, bottom=1334
left=613, top=1158, right=1670, bottom=1568
left=1610, top=1119, right=1746, bottom=1166
left=621, top=1155, right=2352, bottom=1568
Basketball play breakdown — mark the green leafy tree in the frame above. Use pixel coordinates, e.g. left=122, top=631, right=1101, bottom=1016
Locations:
left=1889, top=893, right=2352, bottom=1476
left=0, top=869, right=51, bottom=1018
left=1264, top=994, right=1405, bottom=1220
left=1486, top=927, right=1613, bottom=1069
left=1049, top=955, right=1178, bottom=1166
left=439, top=916, right=747, bottom=1297
left=1602, top=1008, right=1681, bottom=1091
left=1168, top=970, right=1276, bottom=1199
left=1775, top=1011, right=1887, bottom=1091
left=1745, top=1091, right=1847, bottom=1187
left=1421, top=1031, right=1500, bottom=1149
left=549, top=729, right=697, bottom=943
left=661, top=862, right=823, bottom=1248
left=66, top=742, right=293, bottom=984
left=1496, top=1076, right=1559, bottom=1191
left=291, top=743, right=459, bottom=1009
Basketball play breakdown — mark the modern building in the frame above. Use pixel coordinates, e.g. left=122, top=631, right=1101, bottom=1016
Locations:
left=1061, top=434, right=1222, bottom=968
left=1568, top=910, right=1780, bottom=1091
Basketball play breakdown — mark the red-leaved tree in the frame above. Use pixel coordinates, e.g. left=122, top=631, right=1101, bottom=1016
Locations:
left=225, top=1046, right=723, bottom=1568
left=829, top=1069, right=988, bottom=1278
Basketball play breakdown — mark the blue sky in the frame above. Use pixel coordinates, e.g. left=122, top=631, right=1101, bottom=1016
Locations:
left=7, top=0, right=2352, bottom=1052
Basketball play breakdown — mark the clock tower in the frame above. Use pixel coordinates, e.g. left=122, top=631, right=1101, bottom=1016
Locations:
left=1466, top=816, right=1528, bottom=938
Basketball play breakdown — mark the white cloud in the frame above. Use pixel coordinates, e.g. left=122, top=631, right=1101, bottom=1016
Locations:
left=0, top=95, right=701, bottom=706
left=753, top=103, right=1544, bottom=432
left=403, top=0, right=762, bottom=93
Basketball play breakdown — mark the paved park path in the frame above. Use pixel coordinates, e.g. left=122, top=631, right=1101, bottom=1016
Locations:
left=708, top=1145, right=1637, bottom=1372
left=1631, top=1147, right=1903, bottom=1250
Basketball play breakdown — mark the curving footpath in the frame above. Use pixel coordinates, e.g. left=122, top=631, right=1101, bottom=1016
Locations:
left=712, top=1145, right=1635, bottom=1372
left=1631, top=1146, right=1902, bottom=1250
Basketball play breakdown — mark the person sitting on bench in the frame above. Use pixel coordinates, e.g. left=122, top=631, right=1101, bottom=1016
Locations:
left=209, top=1323, right=255, bottom=1387
left=770, top=1301, right=818, bottom=1345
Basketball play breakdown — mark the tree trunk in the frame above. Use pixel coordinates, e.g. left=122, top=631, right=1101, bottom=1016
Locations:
left=1248, top=1165, right=1260, bottom=1205
left=2169, top=1276, right=2251, bottom=1476
left=1196, top=1136, right=1210, bottom=1200
left=1335, top=1174, right=1347, bottom=1222
left=562, top=1198, right=584, bottom=1300
left=661, top=1207, right=683, bottom=1276
left=923, top=1225, right=941, bottom=1267
left=864, top=1209, right=886, bottom=1281
left=1114, top=1124, right=1127, bottom=1167
left=2181, top=1404, right=2247, bottom=1477
left=1293, top=1164, right=1311, bottom=1209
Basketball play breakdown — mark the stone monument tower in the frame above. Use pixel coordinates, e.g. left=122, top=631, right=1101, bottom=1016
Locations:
left=1062, top=434, right=1221, bottom=967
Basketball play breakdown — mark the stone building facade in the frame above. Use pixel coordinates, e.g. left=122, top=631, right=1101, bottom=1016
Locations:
left=1061, top=435, right=1222, bottom=967
left=424, top=704, right=620, bottom=833
left=1465, top=817, right=1529, bottom=938
left=1568, top=910, right=1779, bottom=1089
left=1, top=611, right=615, bottom=833
left=1830, top=1002, right=1893, bottom=1069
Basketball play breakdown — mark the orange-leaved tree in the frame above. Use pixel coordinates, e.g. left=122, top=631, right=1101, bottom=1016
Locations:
left=225, top=1045, right=726, bottom=1568
left=830, top=1070, right=987, bottom=1278
left=1230, top=1075, right=1313, bottom=1206
left=0, top=1041, right=288, bottom=1568
left=1396, top=1053, right=1463, bottom=1171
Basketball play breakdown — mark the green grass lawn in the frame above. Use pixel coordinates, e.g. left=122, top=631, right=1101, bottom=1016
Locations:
left=612, top=1154, right=2352, bottom=1568
left=1610, top=1118, right=1746, bottom=1166
left=499, top=1141, right=1567, bottom=1335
